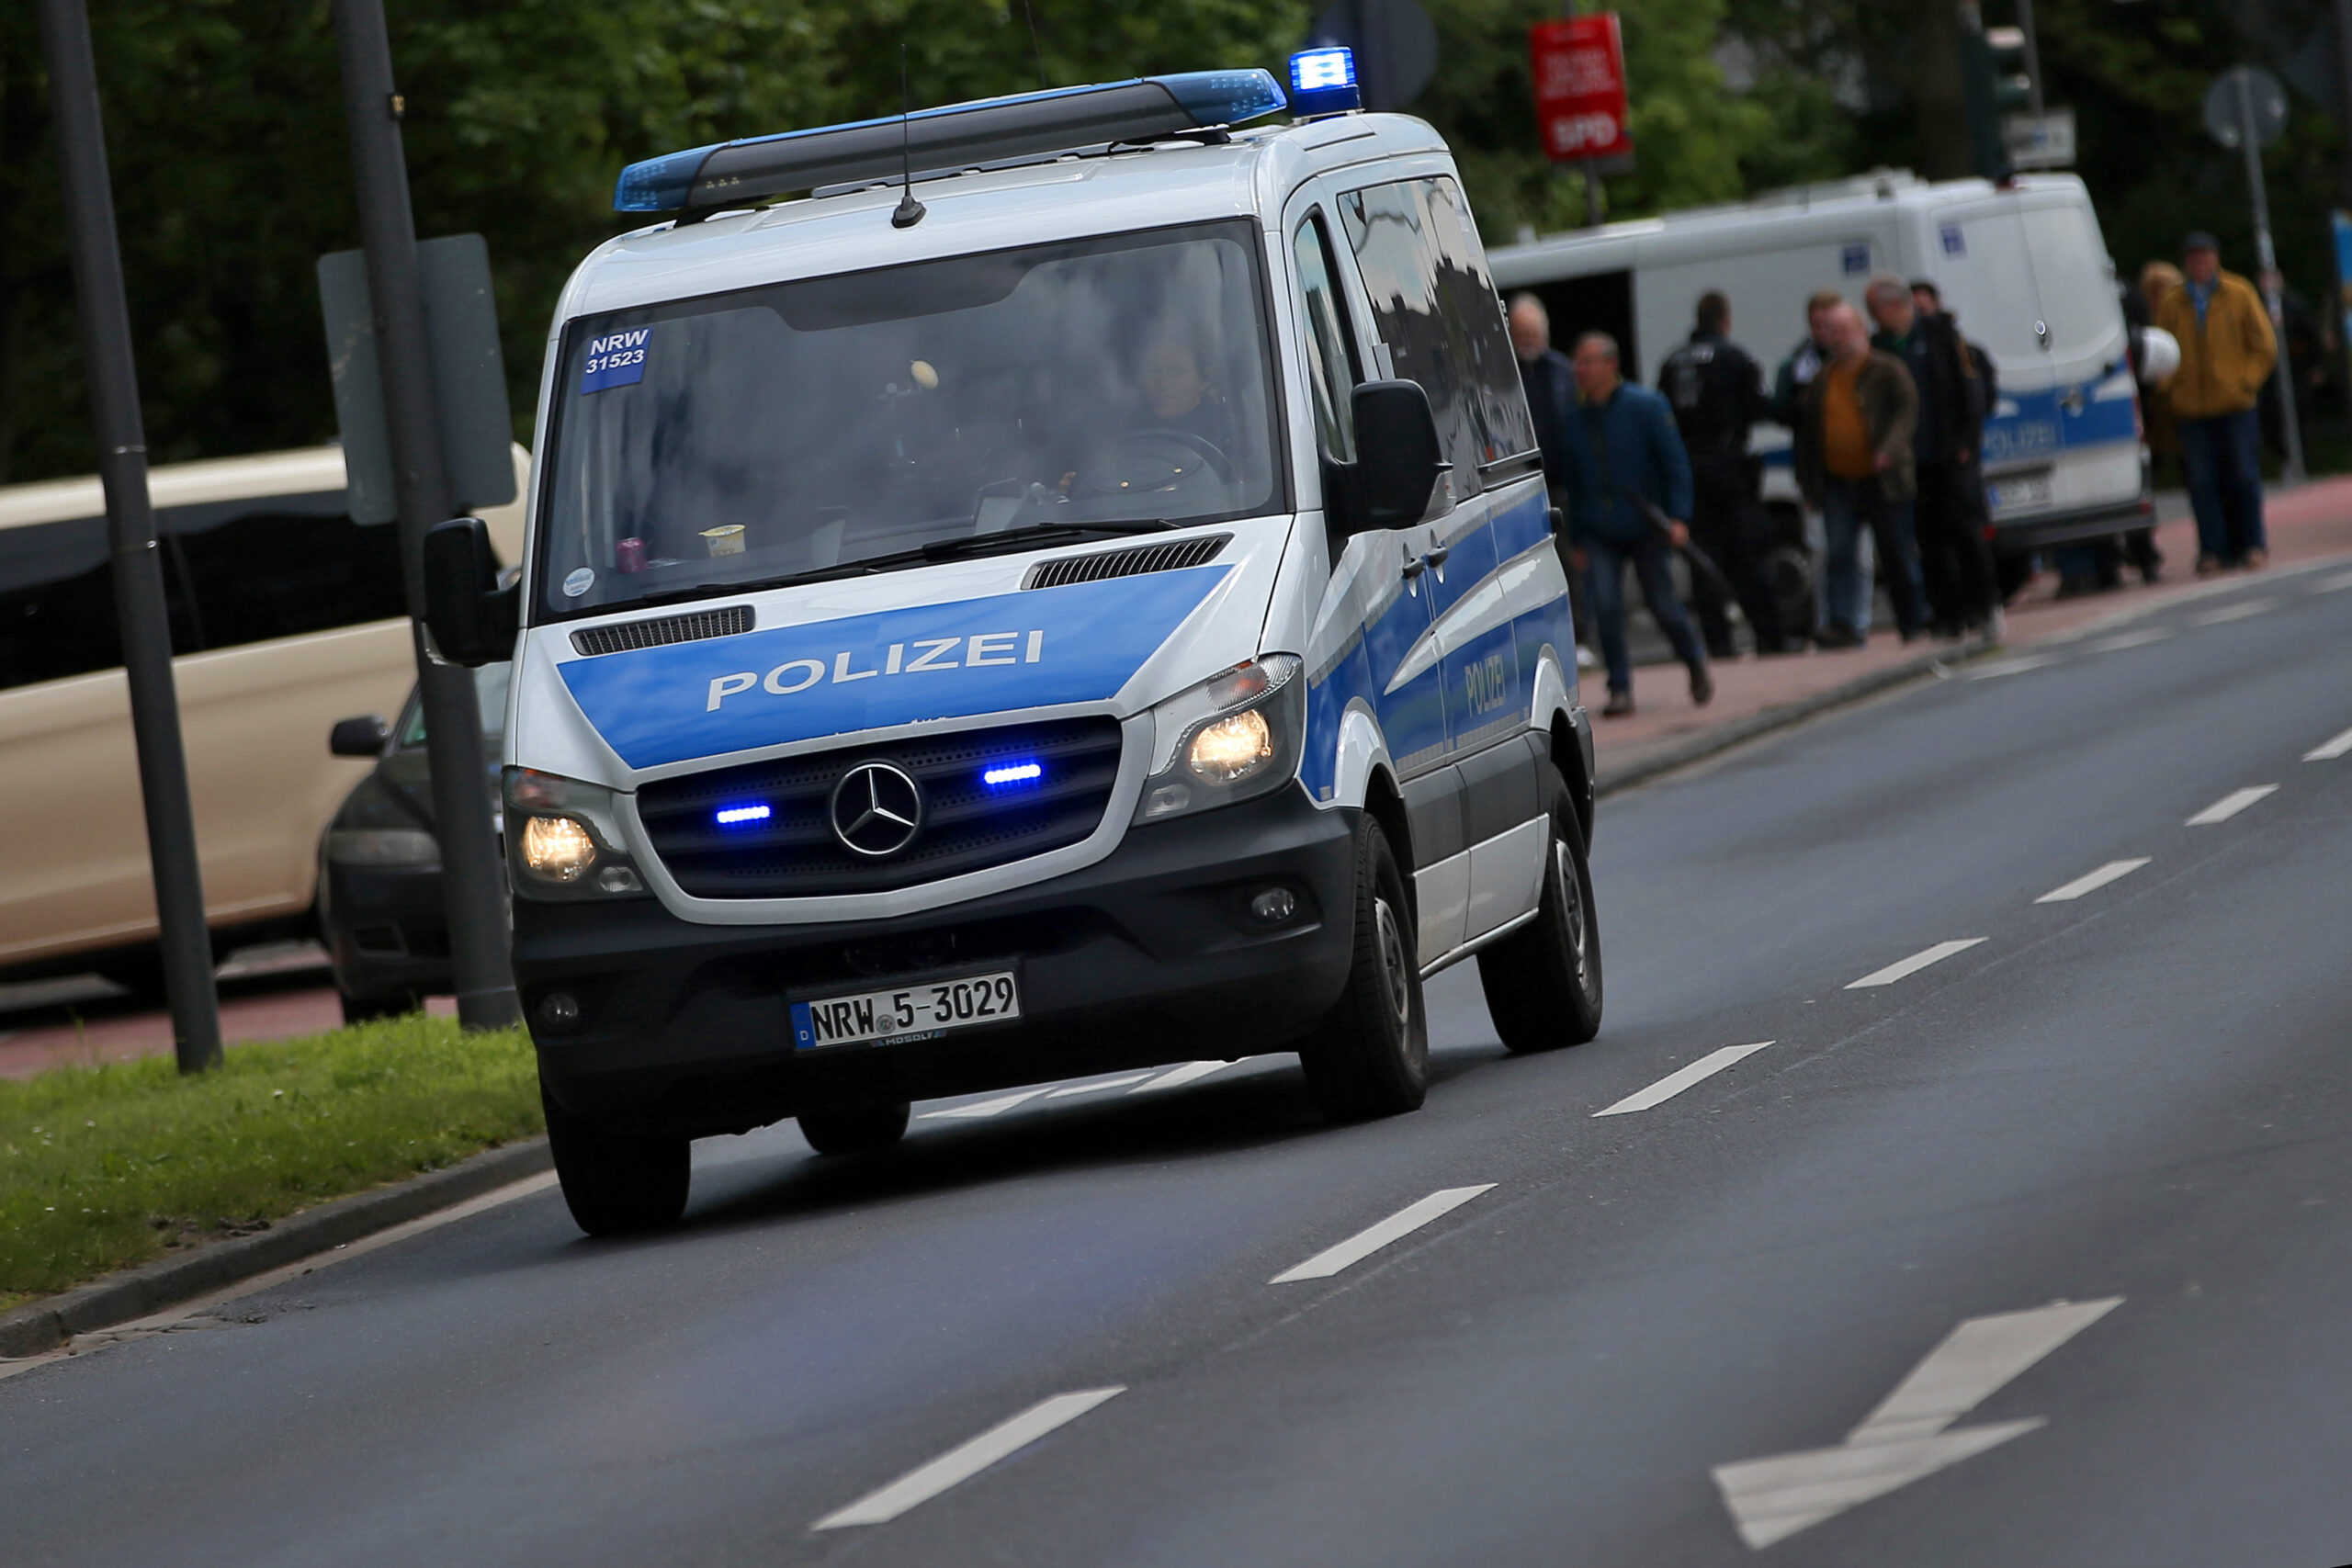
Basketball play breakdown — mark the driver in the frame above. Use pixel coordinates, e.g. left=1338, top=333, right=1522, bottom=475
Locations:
left=1133, top=328, right=1231, bottom=455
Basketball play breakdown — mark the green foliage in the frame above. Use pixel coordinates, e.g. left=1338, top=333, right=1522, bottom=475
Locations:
left=0, top=1015, right=540, bottom=1304
left=0, top=0, right=1307, bottom=486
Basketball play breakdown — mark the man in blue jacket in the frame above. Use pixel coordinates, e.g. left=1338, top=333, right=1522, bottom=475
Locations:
left=1559, top=333, right=1713, bottom=717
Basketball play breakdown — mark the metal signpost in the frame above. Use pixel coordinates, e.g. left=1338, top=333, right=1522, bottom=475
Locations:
left=2205, top=66, right=2304, bottom=486
left=331, top=0, right=520, bottom=1029
left=37, top=0, right=222, bottom=1073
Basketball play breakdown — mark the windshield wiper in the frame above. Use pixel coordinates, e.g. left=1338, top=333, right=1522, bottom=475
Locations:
left=595, top=520, right=1187, bottom=615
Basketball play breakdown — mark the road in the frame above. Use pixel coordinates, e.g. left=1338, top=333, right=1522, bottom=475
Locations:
left=7, top=561, right=2352, bottom=1565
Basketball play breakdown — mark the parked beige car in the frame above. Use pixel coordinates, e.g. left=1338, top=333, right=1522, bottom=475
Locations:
left=0, top=445, right=526, bottom=985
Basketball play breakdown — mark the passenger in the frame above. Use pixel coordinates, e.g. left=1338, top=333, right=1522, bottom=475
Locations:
left=1659, top=290, right=1789, bottom=657
left=1556, top=331, right=1712, bottom=717
left=1865, top=273, right=1991, bottom=638
left=1795, top=303, right=1925, bottom=648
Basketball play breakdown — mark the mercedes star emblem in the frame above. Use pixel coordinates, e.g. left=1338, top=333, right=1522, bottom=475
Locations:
left=830, top=761, right=923, bottom=857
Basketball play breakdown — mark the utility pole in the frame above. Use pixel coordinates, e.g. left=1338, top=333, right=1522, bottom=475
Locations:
left=2235, top=73, right=2308, bottom=487
left=38, top=0, right=221, bottom=1073
left=331, top=0, right=520, bottom=1029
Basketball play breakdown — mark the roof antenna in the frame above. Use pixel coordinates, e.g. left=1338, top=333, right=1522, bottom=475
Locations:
left=1019, top=0, right=1048, bottom=90
left=891, top=44, right=927, bottom=230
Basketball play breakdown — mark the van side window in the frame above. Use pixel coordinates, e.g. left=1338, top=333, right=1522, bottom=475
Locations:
left=0, top=492, right=408, bottom=694
left=1292, top=212, right=1361, bottom=462
left=1339, top=175, right=1538, bottom=490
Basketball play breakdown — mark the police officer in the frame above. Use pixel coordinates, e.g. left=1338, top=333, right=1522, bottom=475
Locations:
left=1660, top=291, right=1788, bottom=655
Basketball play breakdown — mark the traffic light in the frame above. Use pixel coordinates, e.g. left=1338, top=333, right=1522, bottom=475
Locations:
left=1959, top=16, right=2041, bottom=177
left=1984, top=26, right=2034, bottom=116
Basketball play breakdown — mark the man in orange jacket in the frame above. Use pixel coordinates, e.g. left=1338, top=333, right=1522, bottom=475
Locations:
left=2154, top=233, right=2278, bottom=574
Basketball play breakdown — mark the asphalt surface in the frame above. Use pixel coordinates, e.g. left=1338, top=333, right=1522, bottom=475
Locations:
left=8, top=562, right=2352, bottom=1565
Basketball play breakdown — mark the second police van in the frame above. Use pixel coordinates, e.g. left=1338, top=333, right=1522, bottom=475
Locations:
left=424, top=51, right=1604, bottom=1234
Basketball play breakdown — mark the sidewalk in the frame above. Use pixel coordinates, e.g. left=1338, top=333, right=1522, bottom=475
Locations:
left=1591, top=474, right=2352, bottom=785
left=7, top=477, right=2351, bottom=1081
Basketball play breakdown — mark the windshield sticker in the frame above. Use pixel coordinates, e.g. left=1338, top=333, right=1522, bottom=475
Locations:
left=580, top=329, right=650, bottom=393
left=558, top=564, right=1233, bottom=770
left=562, top=566, right=596, bottom=598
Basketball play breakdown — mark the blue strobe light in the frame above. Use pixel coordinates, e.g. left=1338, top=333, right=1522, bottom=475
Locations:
left=1288, top=48, right=1361, bottom=118
left=715, top=803, right=773, bottom=826
left=982, top=761, right=1044, bottom=789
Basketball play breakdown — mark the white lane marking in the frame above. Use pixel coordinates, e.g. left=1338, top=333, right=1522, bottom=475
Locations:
left=2312, top=570, right=2352, bottom=592
left=1129, top=1060, right=1233, bottom=1093
left=1592, top=1043, right=1773, bottom=1117
left=2086, top=627, right=2170, bottom=653
left=1, top=1168, right=561, bottom=1382
left=1269, top=1185, right=1496, bottom=1284
left=1713, top=1298, right=2120, bottom=1549
left=1845, top=939, right=1987, bottom=989
left=2033, top=858, right=2151, bottom=904
left=812, top=1387, right=1125, bottom=1529
left=1044, top=1074, right=1154, bottom=1099
left=1968, top=654, right=2061, bottom=680
left=2304, top=724, right=2352, bottom=761
left=2185, top=784, right=2278, bottom=826
left=2189, top=597, right=2277, bottom=626
left=918, top=1088, right=1054, bottom=1121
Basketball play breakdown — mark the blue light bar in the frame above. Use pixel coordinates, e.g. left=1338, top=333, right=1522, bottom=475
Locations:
left=714, top=803, right=773, bottom=826
left=982, top=761, right=1044, bottom=788
left=1288, top=48, right=1361, bottom=118
left=614, top=69, right=1287, bottom=214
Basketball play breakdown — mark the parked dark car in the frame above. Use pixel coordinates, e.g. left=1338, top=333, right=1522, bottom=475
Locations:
left=317, top=666, right=508, bottom=1021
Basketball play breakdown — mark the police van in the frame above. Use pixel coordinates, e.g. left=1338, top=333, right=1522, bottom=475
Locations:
left=423, top=51, right=1602, bottom=1235
left=1489, top=171, right=2153, bottom=571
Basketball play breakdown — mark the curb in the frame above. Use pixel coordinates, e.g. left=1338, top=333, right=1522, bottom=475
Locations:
left=1595, top=644, right=1987, bottom=800
left=0, top=1136, right=551, bottom=1359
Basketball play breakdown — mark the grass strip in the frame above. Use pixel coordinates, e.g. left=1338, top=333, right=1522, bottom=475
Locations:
left=0, top=1016, right=540, bottom=1308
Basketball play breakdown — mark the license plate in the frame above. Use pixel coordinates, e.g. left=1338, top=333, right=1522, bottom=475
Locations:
left=1989, top=471, right=2053, bottom=512
left=791, top=971, right=1021, bottom=1050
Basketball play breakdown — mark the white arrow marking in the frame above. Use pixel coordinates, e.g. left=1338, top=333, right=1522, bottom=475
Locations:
left=1712, top=1297, right=2120, bottom=1549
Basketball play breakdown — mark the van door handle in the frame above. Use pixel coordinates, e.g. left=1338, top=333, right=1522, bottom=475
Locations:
left=1399, top=557, right=1426, bottom=581
left=1423, top=545, right=1450, bottom=570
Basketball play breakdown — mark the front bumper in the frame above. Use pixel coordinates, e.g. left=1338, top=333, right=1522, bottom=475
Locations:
left=518, top=784, right=1359, bottom=1138
left=319, top=858, right=452, bottom=1004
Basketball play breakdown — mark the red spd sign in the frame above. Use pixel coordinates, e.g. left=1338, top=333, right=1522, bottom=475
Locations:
left=1530, top=15, right=1630, bottom=164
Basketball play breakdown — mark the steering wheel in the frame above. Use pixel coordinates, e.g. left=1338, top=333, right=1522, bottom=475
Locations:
left=1071, top=428, right=1233, bottom=499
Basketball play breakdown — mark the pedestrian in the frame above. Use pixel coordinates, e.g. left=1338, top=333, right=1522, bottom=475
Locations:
left=1794, top=302, right=1925, bottom=647
left=1509, top=293, right=1599, bottom=671
left=1659, top=291, right=1791, bottom=656
left=1865, top=273, right=1992, bottom=638
left=1771, top=288, right=1847, bottom=429
left=1556, top=332, right=1713, bottom=716
left=1913, top=280, right=2017, bottom=627
left=2154, top=233, right=2276, bottom=574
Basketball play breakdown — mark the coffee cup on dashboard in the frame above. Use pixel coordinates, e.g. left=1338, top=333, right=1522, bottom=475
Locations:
left=700, top=525, right=745, bottom=558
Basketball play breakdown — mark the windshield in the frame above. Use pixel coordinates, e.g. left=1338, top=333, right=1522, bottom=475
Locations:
left=535, top=220, right=1283, bottom=619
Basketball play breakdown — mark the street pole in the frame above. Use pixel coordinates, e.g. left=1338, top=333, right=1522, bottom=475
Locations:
left=2238, top=72, right=2308, bottom=486
left=331, top=0, right=520, bottom=1029
left=1574, top=0, right=1603, bottom=228
left=2015, top=0, right=2045, bottom=120
left=38, top=0, right=221, bottom=1073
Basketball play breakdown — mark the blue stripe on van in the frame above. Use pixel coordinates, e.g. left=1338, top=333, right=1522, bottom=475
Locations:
left=559, top=565, right=1230, bottom=771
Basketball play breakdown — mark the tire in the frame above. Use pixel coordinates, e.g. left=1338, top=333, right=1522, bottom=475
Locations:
left=797, top=1100, right=911, bottom=1156
left=541, top=1081, right=691, bottom=1236
left=1476, top=763, right=1604, bottom=1053
left=338, top=987, right=420, bottom=1025
left=1298, top=813, right=1429, bottom=1122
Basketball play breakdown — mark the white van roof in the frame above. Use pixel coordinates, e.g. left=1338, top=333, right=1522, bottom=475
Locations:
left=0, top=446, right=348, bottom=536
left=556, top=112, right=1451, bottom=322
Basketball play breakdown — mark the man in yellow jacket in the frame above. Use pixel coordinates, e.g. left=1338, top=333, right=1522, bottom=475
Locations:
left=2154, top=232, right=2278, bottom=574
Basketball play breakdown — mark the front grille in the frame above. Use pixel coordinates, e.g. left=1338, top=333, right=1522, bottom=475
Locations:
left=571, top=604, right=754, bottom=657
left=1023, top=534, right=1228, bottom=591
left=635, top=716, right=1125, bottom=898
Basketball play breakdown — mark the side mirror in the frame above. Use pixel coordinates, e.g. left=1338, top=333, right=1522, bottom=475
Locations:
left=1342, top=380, right=1451, bottom=533
left=328, top=715, right=390, bottom=758
left=423, top=516, right=518, bottom=668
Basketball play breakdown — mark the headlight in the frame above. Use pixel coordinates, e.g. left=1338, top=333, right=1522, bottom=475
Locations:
left=503, top=768, right=648, bottom=897
left=520, top=816, right=595, bottom=882
left=323, top=829, right=441, bottom=867
left=1134, top=654, right=1304, bottom=823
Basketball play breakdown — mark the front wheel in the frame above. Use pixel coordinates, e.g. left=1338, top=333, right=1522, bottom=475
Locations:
left=797, top=1100, right=910, bottom=1156
left=1298, top=814, right=1429, bottom=1122
left=541, top=1083, right=691, bottom=1236
left=1476, top=764, right=1603, bottom=1052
